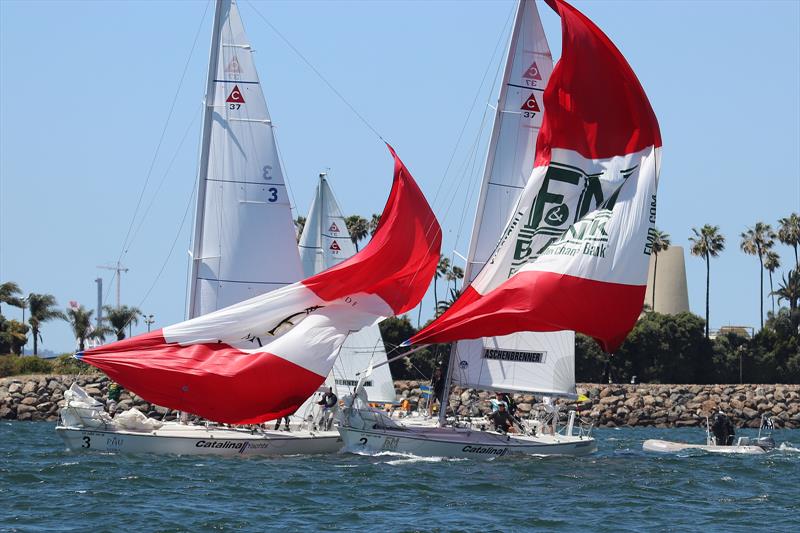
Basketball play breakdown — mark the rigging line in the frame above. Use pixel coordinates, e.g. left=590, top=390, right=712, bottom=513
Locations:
left=127, top=111, right=201, bottom=250
left=429, top=1, right=516, bottom=211
left=136, top=181, right=198, bottom=319
left=401, top=3, right=514, bottom=299
left=103, top=0, right=211, bottom=308
left=243, top=0, right=385, bottom=143
left=273, top=130, right=299, bottom=216
left=113, top=0, right=209, bottom=262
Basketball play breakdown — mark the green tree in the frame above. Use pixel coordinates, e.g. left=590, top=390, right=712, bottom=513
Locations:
left=0, top=281, right=25, bottom=316
left=772, top=269, right=799, bottom=330
left=369, top=213, right=381, bottom=237
left=294, top=216, right=306, bottom=242
left=103, top=305, right=141, bottom=341
left=27, top=293, right=66, bottom=355
left=434, top=256, right=450, bottom=316
left=436, top=288, right=460, bottom=317
left=740, top=222, right=777, bottom=329
left=345, top=215, right=369, bottom=251
left=450, top=265, right=464, bottom=292
left=689, top=225, right=726, bottom=338
left=575, top=333, right=607, bottom=382
left=764, top=251, right=780, bottom=316
left=650, top=228, right=671, bottom=310
left=66, top=305, right=110, bottom=351
left=777, top=212, right=799, bottom=269
left=615, top=312, right=713, bottom=384
left=0, top=316, right=29, bottom=355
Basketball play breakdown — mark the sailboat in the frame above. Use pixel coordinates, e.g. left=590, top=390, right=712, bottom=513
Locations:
left=56, top=0, right=340, bottom=455
left=339, top=0, right=662, bottom=458
left=297, top=173, right=396, bottom=405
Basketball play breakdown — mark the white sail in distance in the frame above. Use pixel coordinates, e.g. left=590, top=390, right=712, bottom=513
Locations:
left=188, top=0, right=302, bottom=318
left=451, top=0, right=575, bottom=396
left=298, top=174, right=396, bottom=403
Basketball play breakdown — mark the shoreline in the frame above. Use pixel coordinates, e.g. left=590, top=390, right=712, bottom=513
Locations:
left=1, top=374, right=798, bottom=428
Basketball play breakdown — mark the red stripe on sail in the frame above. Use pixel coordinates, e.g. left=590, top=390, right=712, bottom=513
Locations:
left=81, top=330, right=323, bottom=425
left=302, top=144, right=441, bottom=315
left=535, top=0, right=661, bottom=165
left=411, top=272, right=645, bottom=353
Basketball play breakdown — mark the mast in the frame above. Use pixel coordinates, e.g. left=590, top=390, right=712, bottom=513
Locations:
left=438, top=0, right=526, bottom=427
left=187, top=0, right=225, bottom=319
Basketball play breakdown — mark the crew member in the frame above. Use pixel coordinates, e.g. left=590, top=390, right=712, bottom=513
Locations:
left=107, top=382, right=122, bottom=415
left=711, top=411, right=735, bottom=445
left=317, top=387, right=338, bottom=431
left=487, top=403, right=518, bottom=434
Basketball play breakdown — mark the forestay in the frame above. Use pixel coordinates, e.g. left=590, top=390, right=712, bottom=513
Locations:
left=188, top=0, right=302, bottom=318
left=452, top=0, right=575, bottom=396
left=298, top=175, right=396, bottom=403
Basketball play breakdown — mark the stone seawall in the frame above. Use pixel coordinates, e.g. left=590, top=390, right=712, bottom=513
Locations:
left=394, top=381, right=800, bottom=429
left=2, top=375, right=799, bottom=428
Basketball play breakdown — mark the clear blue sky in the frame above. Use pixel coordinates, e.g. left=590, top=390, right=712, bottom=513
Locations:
left=1, top=0, right=798, bottom=354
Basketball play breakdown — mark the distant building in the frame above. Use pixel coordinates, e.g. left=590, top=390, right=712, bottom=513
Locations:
left=711, top=326, right=754, bottom=340
left=643, top=245, right=690, bottom=315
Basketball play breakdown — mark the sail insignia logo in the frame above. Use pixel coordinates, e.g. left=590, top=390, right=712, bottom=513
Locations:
left=507, top=162, right=637, bottom=275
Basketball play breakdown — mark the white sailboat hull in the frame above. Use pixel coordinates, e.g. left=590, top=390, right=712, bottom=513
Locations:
left=338, top=425, right=596, bottom=459
left=56, top=423, right=342, bottom=456
left=642, top=439, right=767, bottom=455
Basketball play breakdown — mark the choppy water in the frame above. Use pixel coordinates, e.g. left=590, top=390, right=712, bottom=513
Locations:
left=1, top=422, right=798, bottom=532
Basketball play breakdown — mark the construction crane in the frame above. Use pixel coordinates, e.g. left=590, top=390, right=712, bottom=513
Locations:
left=97, top=262, right=129, bottom=308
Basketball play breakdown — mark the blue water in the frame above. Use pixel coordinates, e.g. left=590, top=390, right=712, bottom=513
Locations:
left=1, top=422, right=798, bottom=532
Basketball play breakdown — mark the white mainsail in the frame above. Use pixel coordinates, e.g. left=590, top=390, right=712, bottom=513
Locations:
left=188, top=0, right=302, bottom=319
left=298, top=175, right=396, bottom=403
left=449, top=0, right=575, bottom=396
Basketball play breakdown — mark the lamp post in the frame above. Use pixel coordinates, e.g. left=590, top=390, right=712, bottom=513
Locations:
left=143, top=313, right=155, bottom=333
left=738, top=345, right=745, bottom=384
left=20, top=296, right=29, bottom=356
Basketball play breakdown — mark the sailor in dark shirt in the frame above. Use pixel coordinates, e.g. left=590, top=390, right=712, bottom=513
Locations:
left=487, top=403, right=518, bottom=434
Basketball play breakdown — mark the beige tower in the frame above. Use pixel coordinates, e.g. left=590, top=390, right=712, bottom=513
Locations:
left=644, top=245, right=690, bottom=315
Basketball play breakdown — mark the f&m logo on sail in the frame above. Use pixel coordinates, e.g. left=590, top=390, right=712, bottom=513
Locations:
left=508, top=162, right=636, bottom=275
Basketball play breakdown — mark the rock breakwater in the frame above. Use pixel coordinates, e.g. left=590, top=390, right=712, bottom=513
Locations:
left=1, top=375, right=798, bottom=428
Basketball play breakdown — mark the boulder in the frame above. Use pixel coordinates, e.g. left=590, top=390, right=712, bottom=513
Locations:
left=16, top=404, right=36, bottom=415
left=742, top=407, right=758, bottom=419
left=21, top=381, right=37, bottom=394
left=7, top=383, right=22, bottom=394
left=20, top=397, right=38, bottom=406
left=37, top=402, right=54, bottom=412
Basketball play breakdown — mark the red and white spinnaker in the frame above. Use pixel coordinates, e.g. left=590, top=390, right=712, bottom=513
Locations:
left=81, top=146, right=441, bottom=424
left=411, top=0, right=662, bottom=353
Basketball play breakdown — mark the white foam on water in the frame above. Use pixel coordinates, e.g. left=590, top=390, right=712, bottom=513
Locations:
left=347, top=449, right=466, bottom=464
left=777, top=443, right=800, bottom=453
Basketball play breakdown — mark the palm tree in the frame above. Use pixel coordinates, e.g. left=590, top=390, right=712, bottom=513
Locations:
left=772, top=269, right=799, bottom=329
left=369, top=213, right=382, bottom=237
left=777, top=213, right=799, bottom=269
left=689, top=225, right=726, bottom=338
left=740, top=222, right=777, bottom=329
left=345, top=215, right=369, bottom=251
left=450, top=266, right=464, bottom=293
left=0, top=317, right=29, bottom=355
left=434, top=256, right=451, bottom=316
left=650, top=228, right=671, bottom=310
left=66, top=305, right=111, bottom=351
left=27, top=293, right=66, bottom=355
left=0, top=281, right=25, bottom=316
left=436, top=288, right=461, bottom=317
left=103, top=305, right=141, bottom=341
left=763, top=251, right=780, bottom=316
left=294, top=216, right=306, bottom=242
